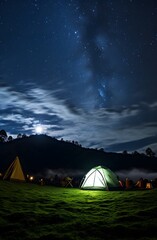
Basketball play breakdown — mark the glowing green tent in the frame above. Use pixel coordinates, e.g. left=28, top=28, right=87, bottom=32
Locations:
left=80, top=165, right=120, bottom=190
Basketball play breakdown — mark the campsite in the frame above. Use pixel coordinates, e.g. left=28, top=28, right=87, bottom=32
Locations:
left=1, top=156, right=157, bottom=240
left=1, top=0, right=157, bottom=238
left=1, top=134, right=157, bottom=239
left=0, top=180, right=157, bottom=240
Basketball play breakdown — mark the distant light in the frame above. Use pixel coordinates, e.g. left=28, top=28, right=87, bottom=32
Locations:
left=35, top=125, right=43, bottom=134
left=29, top=176, right=34, bottom=181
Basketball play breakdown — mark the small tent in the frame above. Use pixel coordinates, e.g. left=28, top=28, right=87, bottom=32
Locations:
left=3, top=156, right=25, bottom=181
left=80, top=165, right=120, bottom=190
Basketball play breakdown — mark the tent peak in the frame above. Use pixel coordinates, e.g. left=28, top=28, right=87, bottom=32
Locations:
left=3, top=156, right=25, bottom=181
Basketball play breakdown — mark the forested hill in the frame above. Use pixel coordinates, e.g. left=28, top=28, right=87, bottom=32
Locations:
left=0, top=134, right=157, bottom=175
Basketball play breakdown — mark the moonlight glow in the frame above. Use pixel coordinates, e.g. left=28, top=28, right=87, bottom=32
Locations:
left=35, top=125, right=43, bottom=134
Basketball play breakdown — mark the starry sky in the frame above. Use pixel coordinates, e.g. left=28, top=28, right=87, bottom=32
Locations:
left=1, top=0, right=157, bottom=153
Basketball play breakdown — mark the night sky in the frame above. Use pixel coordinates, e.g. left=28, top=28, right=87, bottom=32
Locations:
left=1, top=0, right=157, bottom=153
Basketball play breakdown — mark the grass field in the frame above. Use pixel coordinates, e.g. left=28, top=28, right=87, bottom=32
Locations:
left=0, top=181, right=157, bottom=240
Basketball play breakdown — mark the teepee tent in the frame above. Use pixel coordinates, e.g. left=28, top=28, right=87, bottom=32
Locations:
left=3, top=156, right=25, bottom=181
left=80, top=165, right=120, bottom=190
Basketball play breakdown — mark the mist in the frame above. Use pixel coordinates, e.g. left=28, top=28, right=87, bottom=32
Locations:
left=116, top=168, right=157, bottom=181
left=37, top=168, right=86, bottom=179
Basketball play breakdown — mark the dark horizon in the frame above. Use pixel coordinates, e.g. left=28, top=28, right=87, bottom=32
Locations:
left=1, top=133, right=157, bottom=180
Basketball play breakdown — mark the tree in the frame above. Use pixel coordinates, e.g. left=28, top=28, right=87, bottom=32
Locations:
left=123, top=150, right=128, bottom=155
left=0, top=129, right=7, bottom=137
left=132, top=151, right=140, bottom=155
left=145, top=147, right=155, bottom=157
left=22, top=134, right=27, bottom=138
left=8, top=136, right=13, bottom=141
left=99, top=148, right=104, bottom=152
left=17, top=133, right=22, bottom=139
left=0, top=129, right=7, bottom=142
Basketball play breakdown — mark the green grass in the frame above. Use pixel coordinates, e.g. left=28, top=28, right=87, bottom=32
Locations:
left=0, top=181, right=157, bottom=240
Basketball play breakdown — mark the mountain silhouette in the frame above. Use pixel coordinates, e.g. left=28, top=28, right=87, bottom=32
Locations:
left=0, top=134, right=157, bottom=176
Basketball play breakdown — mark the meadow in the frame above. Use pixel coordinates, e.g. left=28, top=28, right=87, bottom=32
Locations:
left=0, top=181, right=157, bottom=240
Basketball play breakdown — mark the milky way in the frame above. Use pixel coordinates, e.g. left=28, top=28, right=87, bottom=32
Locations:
left=0, top=0, right=157, bottom=153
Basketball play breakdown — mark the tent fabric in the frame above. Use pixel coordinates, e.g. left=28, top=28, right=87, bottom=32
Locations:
left=80, top=165, right=120, bottom=190
left=3, top=156, right=25, bottom=181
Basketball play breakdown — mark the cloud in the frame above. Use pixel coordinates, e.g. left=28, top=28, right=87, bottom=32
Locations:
left=1, top=84, right=157, bottom=153
left=106, top=135, right=157, bottom=152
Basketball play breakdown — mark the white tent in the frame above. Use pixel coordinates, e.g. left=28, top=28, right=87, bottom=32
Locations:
left=80, top=165, right=120, bottom=190
left=3, top=156, right=25, bottom=181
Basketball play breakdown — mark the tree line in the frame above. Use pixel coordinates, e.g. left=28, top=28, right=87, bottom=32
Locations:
left=0, top=129, right=156, bottom=157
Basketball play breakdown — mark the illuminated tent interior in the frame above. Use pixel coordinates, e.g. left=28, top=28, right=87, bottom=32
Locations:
left=3, top=156, right=25, bottom=181
left=80, top=165, right=120, bottom=190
